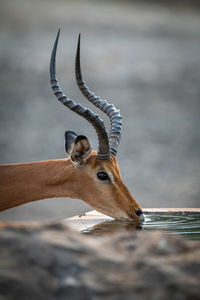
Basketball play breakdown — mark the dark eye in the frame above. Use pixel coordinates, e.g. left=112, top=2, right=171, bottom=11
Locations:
left=97, top=171, right=111, bottom=182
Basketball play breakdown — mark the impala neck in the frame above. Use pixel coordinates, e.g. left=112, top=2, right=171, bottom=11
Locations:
left=0, top=159, right=78, bottom=211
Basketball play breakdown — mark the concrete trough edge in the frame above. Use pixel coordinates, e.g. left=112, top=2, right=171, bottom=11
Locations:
left=141, top=208, right=200, bottom=215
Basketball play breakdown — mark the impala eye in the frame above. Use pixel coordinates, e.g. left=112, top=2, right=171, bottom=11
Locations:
left=97, top=171, right=111, bottom=182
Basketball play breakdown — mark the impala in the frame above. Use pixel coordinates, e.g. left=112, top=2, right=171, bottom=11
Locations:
left=0, top=30, right=143, bottom=221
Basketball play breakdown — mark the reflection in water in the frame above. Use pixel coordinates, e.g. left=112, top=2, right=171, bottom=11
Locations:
left=82, top=214, right=200, bottom=240
left=82, top=219, right=142, bottom=235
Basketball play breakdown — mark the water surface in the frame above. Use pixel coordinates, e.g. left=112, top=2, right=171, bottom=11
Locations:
left=82, top=214, right=200, bottom=240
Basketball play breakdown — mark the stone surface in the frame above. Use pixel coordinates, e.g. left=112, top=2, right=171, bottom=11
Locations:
left=0, top=0, right=200, bottom=221
left=0, top=221, right=199, bottom=300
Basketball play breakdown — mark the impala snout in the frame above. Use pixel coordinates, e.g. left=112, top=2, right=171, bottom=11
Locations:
left=135, top=209, right=145, bottom=221
left=125, top=208, right=144, bottom=222
left=135, top=209, right=143, bottom=216
left=109, top=206, right=143, bottom=222
left=110, top=174, right=143, bottom=222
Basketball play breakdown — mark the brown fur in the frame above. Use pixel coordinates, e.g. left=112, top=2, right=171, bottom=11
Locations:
left=0, top=151, right=142, bottom=220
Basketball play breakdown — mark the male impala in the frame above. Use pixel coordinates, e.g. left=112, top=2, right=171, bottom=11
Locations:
left=0, top=30, right=143, bottom=221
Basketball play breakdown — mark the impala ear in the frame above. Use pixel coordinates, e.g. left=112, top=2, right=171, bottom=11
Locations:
left=65, top=131, right=78, bottom=155
left=65, top=131, right=91, bottom=165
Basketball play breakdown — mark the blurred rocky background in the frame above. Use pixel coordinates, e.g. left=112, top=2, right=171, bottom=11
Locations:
left=0, top=0, right=200, bottom=221
left=0, top=222, right=199, bottom=300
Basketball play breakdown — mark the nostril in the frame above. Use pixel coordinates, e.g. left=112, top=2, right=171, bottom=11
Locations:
left=135, top=209, right=143, bottom=216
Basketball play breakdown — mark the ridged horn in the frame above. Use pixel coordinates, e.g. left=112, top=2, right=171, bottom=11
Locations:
left=75, top=34, right=122, bottom=156
left=50, top=30, right=110, bottom=160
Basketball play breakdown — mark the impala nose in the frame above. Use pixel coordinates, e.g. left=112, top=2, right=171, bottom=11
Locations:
left=135, top=209, right=145, bottom=221
left=135, top=209, right=142, bottom=216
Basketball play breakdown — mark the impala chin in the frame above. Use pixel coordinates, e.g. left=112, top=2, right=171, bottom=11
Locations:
left=111, top=210, right=131, bottom=221
left=114, top=214, right=141, bottom=222
left=123, top=213, right=144, bottom=222
left=106, top=209, right=142, bottom=222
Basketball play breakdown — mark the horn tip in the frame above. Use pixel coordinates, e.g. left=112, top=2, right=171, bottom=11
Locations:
left=57, top=28, right=61, bottom=40
left=78, top=33, right=81, bottom=45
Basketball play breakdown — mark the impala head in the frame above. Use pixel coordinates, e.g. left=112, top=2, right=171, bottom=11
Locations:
left=50, top=30, right=143, bottom=221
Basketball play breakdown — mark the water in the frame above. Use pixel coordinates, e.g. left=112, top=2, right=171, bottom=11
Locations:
left=142, top=214, right=200, bottom=240
left=82, top=214, right=200, bottom=240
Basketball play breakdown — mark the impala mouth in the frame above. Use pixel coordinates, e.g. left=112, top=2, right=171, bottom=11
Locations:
left=116, top=213, right=143, bottom=222
left=135, top=209, right=145, bottom=222
left=103, top=209, right=144, bottom=222
left=135, top=209, right=143, bottom=216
